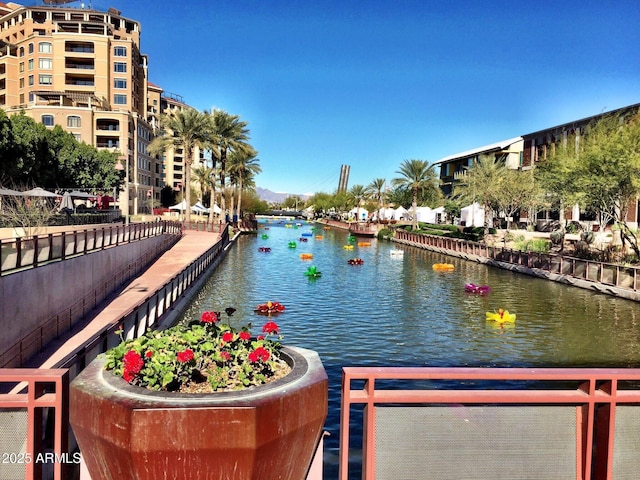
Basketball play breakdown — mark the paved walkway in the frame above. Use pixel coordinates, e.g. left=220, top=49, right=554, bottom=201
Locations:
left=29, top=230, right=224, bottom=369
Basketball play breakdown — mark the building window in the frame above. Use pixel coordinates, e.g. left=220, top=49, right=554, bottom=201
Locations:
left=73, top=134, right=81, bottom=141
left=19, top=47, right=24, bottom=57
left=28, top=92, right=34, bottom=102
left=113, top=94, right=127, bottom=105
left=19, top=93, right=24, bottom=104
left=113, top=78, right=126, bottom=89
left=28, top=59, right=33, bottom=70
left=19, top=78, right=24, bottom=88
left=114, top=46, right=127, bottom=56
left=28, top=43, right=34, bottom=54
left=28, top=75, right=34, bottom=86
left=39, top=42, right=52, bottom=53
left=19, top=62, right=24, bottom=72
left=114, top=62, right=127, bottom=73
left=41, top=115, right=54, bottom=126
left=39, top=58, right=52, bottom=69
left=39, top=74, right=52, bottom=85
left=67, top=116, right=81, bottom=128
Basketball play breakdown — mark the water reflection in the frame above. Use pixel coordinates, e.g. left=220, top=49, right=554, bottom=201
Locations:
left=177, top=221, right=640, bottom=478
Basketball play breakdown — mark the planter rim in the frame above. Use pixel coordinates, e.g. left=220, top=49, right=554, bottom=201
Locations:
left=76, top=345, right=325, bottom=406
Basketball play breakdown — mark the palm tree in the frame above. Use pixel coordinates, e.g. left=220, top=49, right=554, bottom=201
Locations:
left=454, top=153, right=509, bottom=235
left=228, top=147, right=261, bottom=221
left=392, top=159, right=438, bottom=230
left=347, top=184, right=368, bottom=221
left=367, top=178, right=386, bottom=222
left=209, top=109, right=252, bottom=220
left=192, top=165, right=213, bottom=205
left=149, top=108, right=210, bottom=224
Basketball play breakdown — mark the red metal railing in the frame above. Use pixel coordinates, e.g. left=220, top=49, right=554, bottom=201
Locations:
left=0, top=369, right=69, bottom=480
left=341, top=367, right=640, bottom=480
left=0, top=221, right=182, bottom=275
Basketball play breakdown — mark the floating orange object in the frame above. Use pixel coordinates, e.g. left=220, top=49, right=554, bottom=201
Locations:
left=432, top=263, right=455, bottom=271
left=300, top=253, right=314, bottom=260
left=357, top=242, right=371, bottom=247
left=315, top=235, right=324, bottom=240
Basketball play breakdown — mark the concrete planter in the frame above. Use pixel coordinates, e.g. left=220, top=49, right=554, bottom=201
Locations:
left=70, top=346, right=328, bottom=480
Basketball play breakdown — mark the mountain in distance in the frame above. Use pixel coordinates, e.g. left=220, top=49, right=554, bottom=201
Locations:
left=256, top=187, right=310, bottom=204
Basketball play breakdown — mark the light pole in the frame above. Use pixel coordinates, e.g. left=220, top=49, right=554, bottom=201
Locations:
left=115, top=154, right=129, bottom=225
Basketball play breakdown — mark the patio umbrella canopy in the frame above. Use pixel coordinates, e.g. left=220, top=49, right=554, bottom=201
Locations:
left=22, top=187, right=61, bottom=198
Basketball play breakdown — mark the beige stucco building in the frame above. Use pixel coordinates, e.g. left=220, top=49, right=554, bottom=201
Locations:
left=0, top=1, right=159, bottom=215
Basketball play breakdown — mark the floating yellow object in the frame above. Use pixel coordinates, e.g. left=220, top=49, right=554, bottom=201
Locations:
left=432, top=263, right=454, bottom=271
left=300, top=253, right=314, bottom=260
left=343, top=245, right=354, bottom=250
left=486, top=308, right=516, bottom=324
left=323, top=226, right=330, bottom=230
left=285, top=224, right=293, bottom=228
left=357, top=242, right=371, bottom=247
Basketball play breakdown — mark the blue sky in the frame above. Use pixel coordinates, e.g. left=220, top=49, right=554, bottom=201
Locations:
left=96, top=0, right=639, bottom=195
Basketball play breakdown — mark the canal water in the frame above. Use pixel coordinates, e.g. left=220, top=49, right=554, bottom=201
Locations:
left=177, top=220, right=640, bottom=478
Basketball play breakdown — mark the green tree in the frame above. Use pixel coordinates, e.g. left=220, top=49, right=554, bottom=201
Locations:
left=454, top=154, right=509, bottom=235
left=576, top=113, right=640, bottom=255
left=149, top=108, right=211, bottom=224
left=392, top=159, right=439, bottom=230
left=192, top=165, right=213, bottom=204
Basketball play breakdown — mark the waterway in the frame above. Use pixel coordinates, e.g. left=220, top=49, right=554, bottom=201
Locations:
left=177, top=220, right=640, bottom=478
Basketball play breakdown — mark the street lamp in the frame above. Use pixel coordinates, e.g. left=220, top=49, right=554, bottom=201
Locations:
left=114, top=155, right=129, bottom=225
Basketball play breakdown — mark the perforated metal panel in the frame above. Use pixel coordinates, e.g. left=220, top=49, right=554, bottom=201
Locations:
left=375, top=405, right=576, bottom=480
left=612, top=406, right=640, bottom=479
left=0, top=409, right=28, bottom=480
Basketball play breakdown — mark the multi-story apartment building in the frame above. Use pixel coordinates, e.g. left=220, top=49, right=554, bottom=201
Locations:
left=0, top=1, right=156, bottom=215
left=435, top=103, right=640, bottom=228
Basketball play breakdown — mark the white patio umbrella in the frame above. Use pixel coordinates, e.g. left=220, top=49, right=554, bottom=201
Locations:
left=69, top=190, right=97, bottom=199
left=58, top=191, right=75, bottom=213
left=0, top=187, right=22, bottom=196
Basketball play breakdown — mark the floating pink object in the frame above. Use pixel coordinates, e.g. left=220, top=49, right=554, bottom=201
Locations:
left=464, top=283, right=490, bottom=295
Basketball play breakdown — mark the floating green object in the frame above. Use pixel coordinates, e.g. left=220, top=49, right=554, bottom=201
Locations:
left=261, top=234, right=269, bottom=239
left=288, top=241, right=297, bottom=248
left=304, top=265, right=322, bottom=277
left=348, top=235, right=356, bottom=243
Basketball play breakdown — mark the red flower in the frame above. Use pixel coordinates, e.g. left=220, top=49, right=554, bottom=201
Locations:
left=249, top=347, right=270, bottom=363
left=123, top=350, right=143, bottom=373
left=145, top=350, right=153, bottom=358
left=239, top=331, right=251, bottom=341
left=123, top=370, right=136, bottom=383
left=220, top=351, right=230, bottom=361
left=262, top=321, right=279, bottom=334
left=222, top=331, right=234, bottom=343
left=176, top=349, right=194, bottom=363
left=200, top=311, right=218, bottom=324
left=257, top=335, right=265, bottom=340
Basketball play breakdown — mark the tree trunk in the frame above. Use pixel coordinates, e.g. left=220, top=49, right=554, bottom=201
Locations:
left=184, top=148, right=192, bottom=224
left=219, top=149, right=227, bottom=220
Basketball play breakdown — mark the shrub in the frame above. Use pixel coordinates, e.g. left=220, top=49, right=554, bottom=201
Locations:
left=377, top=228, right=392, bottom=240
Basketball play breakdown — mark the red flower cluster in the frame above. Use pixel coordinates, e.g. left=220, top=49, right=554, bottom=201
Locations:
left=176, top=349, right=194, bottom=363
left=249, top=346, right=270, bottom=363
left=122, top=350, right=144, bottom=383
left=239, top=331, right=251, bottom=341
left=222, top=332, right=234, bottom=343
left=200, top=311, right=218, bottom=324
left=262, top=321, right=279, bottom=334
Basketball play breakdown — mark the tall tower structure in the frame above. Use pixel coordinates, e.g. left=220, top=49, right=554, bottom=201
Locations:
left=337, top=164, right=350, bottom=193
